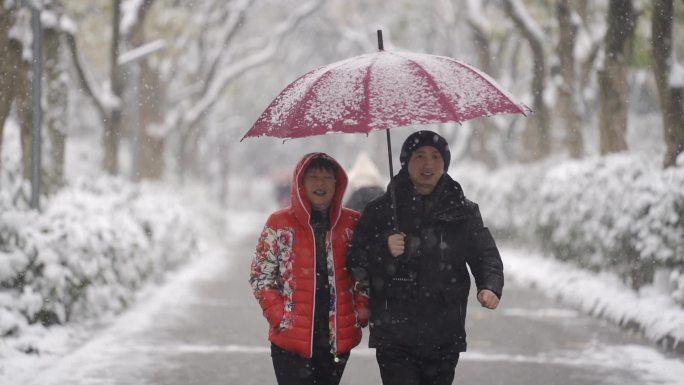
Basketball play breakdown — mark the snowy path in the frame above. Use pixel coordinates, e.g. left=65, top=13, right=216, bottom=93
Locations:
left=10, top=212, right=684, bottom=385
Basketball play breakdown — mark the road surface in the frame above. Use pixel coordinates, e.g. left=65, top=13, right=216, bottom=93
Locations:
left=26, top=228, right=683, bottom=385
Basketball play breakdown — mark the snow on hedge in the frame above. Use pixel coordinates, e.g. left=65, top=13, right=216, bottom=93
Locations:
left=454, top=153, right=684, bottom=302
left=0, top=176, right=199, bottom=355
left=454, top=153, right=684, bottom=350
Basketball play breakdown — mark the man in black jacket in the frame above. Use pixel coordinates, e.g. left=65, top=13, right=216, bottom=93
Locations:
left=348, top=130, right=504, bottom=385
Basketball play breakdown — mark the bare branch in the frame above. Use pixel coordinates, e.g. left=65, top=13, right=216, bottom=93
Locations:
left=180, top=0, right=324, bottom=130
left=201, top=0, right=256, bottom=96
left=64, top=30, right=107, bottom=117
left=121, top=0, right=156, bottom=41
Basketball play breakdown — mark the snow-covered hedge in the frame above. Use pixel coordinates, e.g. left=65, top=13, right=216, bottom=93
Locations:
left=0, top=176, right=199, bottom=352
left=455, top=153, right=684, bottom=303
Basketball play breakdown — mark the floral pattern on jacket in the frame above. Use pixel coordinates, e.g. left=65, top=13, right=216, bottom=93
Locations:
left=250, top=226, right=296, bottom=330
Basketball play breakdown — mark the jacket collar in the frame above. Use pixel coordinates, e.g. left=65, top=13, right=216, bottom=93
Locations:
left=390, top=169, right=468, bottom=221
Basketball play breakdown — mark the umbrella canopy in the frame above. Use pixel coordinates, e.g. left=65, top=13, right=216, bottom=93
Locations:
left=242, top=50, right=529, bottom=140
left=242, top=31, right=529, bottom=230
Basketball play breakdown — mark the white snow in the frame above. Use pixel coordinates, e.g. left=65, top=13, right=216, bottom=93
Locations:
left=504, top=249, right=684, bottom=349
left=247, top=50, right=528, bottom=139
left=2, top=181, right=684, bottom=384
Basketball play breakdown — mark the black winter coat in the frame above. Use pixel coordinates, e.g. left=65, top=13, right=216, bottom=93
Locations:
left=347, top=170, right=503, bottom=352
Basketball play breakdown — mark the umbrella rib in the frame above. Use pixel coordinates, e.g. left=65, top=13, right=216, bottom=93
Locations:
left=360, top=53, right=378, bottom=132
left=436, top=55, right=530, bottom=115
left=391, top=52, right=462, bottom=122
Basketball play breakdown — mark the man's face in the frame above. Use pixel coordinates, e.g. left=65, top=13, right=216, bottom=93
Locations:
left=407, top=146, right=444, bottom=195
left=304, top=167, right=337, bottom=210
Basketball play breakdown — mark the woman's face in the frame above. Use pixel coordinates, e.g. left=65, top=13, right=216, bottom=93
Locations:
left=303, top=167, right=337, bottom=210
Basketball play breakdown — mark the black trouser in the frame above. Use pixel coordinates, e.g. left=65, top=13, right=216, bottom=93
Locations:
left=375, top=342, right=460, bottom=385
left=271, top=343, right=350, bottom=385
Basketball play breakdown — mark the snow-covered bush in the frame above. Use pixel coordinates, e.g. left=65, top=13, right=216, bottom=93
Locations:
left=454, top=162, right=547, bottom=245
left=538, top=155, right=684, bottom=288
left=0, top=176, right=199, bottom=351
left=455, top=154, right=684, bottom=302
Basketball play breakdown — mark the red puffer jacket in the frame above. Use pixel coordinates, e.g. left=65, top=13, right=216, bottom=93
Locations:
left=249, top=153, right=367, bottom=358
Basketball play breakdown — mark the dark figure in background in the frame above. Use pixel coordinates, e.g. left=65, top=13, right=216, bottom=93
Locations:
left=345, top=185, right=384, bottom=213
left=345, top=152, right=385, bottom=213
left=347, top=130, right=504, bottom=385
left=250, top=153, right=367, bottom=385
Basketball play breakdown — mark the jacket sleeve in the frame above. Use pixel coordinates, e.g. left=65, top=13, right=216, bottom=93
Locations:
left=465, top=203, right=504, bottom=298
left=347, top=201, right=390, bottom=325
left=249, top=222, right=285, bottom=328
left=347, top=202, right=382, bottom=289
left=342, top=209, right=370, bottom=327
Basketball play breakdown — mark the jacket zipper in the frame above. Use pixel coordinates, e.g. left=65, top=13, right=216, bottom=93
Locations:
left=309, top=224, right=316, bottom=359
left=330, top=227, right=339, bottom=359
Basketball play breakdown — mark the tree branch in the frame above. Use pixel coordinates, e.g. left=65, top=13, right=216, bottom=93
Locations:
left=180, top=0, right=324, bottom=130
left=64, top=30, right=109, bottom=117
left=201, top=0, right=255, bottom=97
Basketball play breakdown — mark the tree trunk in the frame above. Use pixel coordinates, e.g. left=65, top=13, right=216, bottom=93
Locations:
left=123, top=0, right=164, bottom=180
left=598, top=0, right=637, bottom=155
left=556, top=0, right=584, bottom=159
left=465, top=4, right=500, bottom=168
left=664, top=88, right=684, bottom=166
left=130, top=60, right=166, bottom=180
left=0, top=8, right=18, bottom=165
left=5, top=14, right=33, bottom=182
left=44, top=24, right=67, bottom=192
left=651, top=0, right=684, bottom=168
left=17, top=62, right=32, bottom=181
left=502, top=0, right=551, bottom=161
left=103, top=0, right=124, bottom=175
left=177, top=129, right=194, bottom=184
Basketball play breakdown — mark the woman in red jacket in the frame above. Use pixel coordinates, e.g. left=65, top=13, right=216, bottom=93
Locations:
left=249, top=153, right=368, bottom=385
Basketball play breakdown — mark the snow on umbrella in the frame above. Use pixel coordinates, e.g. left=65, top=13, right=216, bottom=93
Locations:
left=242, top=32, right=529, bottom=140
left=242, top=31, right=529, bottom=228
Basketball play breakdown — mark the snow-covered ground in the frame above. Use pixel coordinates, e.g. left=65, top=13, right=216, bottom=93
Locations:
left=505, top=248, right=684, bottom=351
left=1, top=121, right=683, bottom=382
left=1, top=205, right=684, bottom=384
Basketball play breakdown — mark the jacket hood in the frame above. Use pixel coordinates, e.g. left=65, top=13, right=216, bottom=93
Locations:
left=290, top=152, right=349, bottom=227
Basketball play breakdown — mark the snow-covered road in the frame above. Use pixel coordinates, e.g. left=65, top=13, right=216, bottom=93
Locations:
left=8, top=210, right=683, bottom=385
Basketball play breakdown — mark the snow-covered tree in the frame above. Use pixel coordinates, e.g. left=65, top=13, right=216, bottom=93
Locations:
left=598, top=0, right=638, bottom=155
left=651, top=0, right=684, bottom=168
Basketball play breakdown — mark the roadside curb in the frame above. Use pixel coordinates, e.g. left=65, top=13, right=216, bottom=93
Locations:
left=502, top=247, right=684, bottom=356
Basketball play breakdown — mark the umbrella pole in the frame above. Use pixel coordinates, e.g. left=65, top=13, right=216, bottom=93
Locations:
left=386, top=129, right=399, bottom=232
left=378, top=29, right=399, bottom=231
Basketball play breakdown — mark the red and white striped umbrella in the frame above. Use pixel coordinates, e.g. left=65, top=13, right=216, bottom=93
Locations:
left=242, top=49, right=529, bottom=140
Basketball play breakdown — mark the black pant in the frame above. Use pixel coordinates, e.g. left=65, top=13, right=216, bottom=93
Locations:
left=271, top=343, right=350, bottom=385
left=375, top=343, right=460, bottom=385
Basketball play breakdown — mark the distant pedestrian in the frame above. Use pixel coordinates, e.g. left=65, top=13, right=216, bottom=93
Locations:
left=345, top=152, right=385, bottom=213
left=249, top=152, right=368, bottom=385
left=347, top=130, right=504, bottom=385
